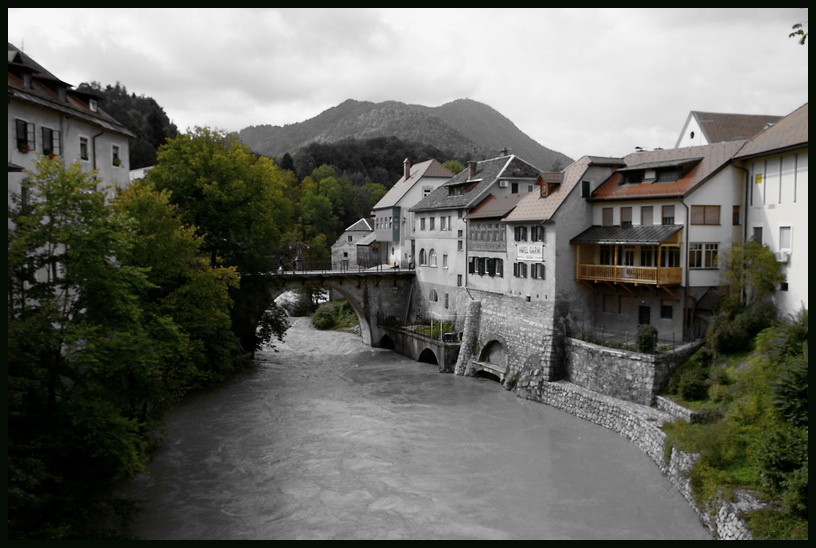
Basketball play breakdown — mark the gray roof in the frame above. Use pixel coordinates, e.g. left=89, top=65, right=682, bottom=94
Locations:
left=570, top=224, right=683, bottom=245
left=410, top=154, right=541, bottom=213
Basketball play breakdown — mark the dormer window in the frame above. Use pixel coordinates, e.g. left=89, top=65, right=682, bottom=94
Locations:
left=89, top=98, right=98, bottom=112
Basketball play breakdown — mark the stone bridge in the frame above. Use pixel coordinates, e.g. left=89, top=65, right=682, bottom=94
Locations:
left=266, top=268, right=417, bottom=347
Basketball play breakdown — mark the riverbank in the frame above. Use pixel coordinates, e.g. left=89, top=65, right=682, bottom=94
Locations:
left=516, top=378, right=757, bottom=540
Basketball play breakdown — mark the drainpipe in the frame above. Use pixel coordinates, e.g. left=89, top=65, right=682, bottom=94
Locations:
left=680, top=198, right=690, bottom=341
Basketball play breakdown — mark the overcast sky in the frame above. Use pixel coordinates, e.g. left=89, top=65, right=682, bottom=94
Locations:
left=8, top=8, right=808, bottom=162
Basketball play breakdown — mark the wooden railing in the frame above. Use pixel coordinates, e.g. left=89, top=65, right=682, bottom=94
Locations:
left=574, top=264, right=681, bottom=286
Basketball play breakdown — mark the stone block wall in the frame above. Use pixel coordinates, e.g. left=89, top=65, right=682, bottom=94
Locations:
left=517, top=379, right=759, bottom=540
left=564, top=338, right=702, bottom=405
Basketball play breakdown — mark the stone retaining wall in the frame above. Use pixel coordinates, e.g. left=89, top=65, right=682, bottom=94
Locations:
left=516, top=379, right=758, bottom=540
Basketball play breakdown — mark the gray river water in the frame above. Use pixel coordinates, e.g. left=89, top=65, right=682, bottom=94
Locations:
left=116, top=317, right=710, bottom=540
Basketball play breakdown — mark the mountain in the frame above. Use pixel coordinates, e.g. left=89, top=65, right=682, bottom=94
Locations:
left=237, top=98, right=573, bottom=171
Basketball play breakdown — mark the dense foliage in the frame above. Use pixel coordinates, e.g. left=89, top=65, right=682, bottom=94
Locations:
left=8, top=157, right=240, bottom=538
left=661, top=241, right=807, bottom=540
left=289, top=136, right=456, bottom=184
left=78, top=81, right=179, bottom=169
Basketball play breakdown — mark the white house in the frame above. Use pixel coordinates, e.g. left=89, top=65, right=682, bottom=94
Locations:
left=371, top=158, right=454, bottom=268
left=410, top=153, right=542, bottom=322
left=675, top=111, right=781, bottom=149
left=8, top=43, right=134, bottom=211
left=733, top=103, right=808, bottom=318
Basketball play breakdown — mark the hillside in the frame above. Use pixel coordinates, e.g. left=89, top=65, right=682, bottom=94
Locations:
left=237, top=98, right=573, bottom=171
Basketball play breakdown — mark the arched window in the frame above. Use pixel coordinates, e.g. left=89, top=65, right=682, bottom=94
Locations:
left=429, top=248, right=437, bottom=267
left=429, top=289, right=438, bottom=302
left=419, top=248, right=427, bottom=266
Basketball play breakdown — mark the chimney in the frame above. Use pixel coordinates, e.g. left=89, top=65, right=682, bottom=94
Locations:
left=500, top=147, right=508, bottom=156
left=403, top=158, right=412, bottom=180
left=468, top=161, right=478, bottom=179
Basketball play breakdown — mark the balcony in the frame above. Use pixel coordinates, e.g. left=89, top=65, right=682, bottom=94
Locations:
left=574, top=263, right=681, bottom=286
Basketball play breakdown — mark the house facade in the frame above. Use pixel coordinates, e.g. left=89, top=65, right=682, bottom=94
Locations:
left=569, top=141, right=749, bottom=343
left=733, top=103, right=808, bottom=318
left=8, top=43, right=134, bottom=210
left=371, top=158, right=454, bottom=269
left=410, top=153, right=542, bottom=323
left=330, top=217, right=376, bottom=270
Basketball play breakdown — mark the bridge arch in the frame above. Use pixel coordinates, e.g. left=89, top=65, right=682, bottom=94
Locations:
left=417, top=347, right=439, bottom=365
left=263, top=270, right=416, bottom=348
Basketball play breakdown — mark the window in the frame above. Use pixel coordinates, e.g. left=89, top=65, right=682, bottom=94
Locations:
left=661, top=205, right=675, bottom=225
left=661, top=247, right=680, bottom=268
left=457, top=274, right=462, bottom=287
left=531, top=225, right=545, bottom=242
left=779, top=226, right=791, bottom=250
left=423, top=186, right=432, bottom=197
left=661, top=300, right=673, bottom=319
left=112, top=144, right=122, bottom=167
left=619, top=295, right=631, bottom=314
left=531, top=263, right=545, bottom=280
left=581, top=180, right=590, bottom=198
left=689, top=243, right=718, bottom=268
left=429, top=289, right=438, bottom=302
left=347, top=235, right=353, bottom=243
left=444, top=293, right=449, bottom=309
left=641, top=206, right=653, bottom=226
left=41, top=127, right=61, bottom=156
left=690, top=205, right=720, bottom=225
left=656, top=168, right=680, bottom=182
left=621, top=246, right=634, bottom=266
left=600, top=246, right=614, bottom=265
left=429, top=217, right=435, bottom=230
left=640, top=246, right=656, bottom=267
left=457, top=240, right=463, bottom=251
left=732, top=205, right=740, bottom=226
left=80, top=137, right=89, bottom=160
left=602, top=208, right=613, bottom=227
left=511, top=182, right=518, bottom=193
left=16, top=119, right=34, bottom=152
left=440, top=216, right=447, bottom=231
left=514, top=226, right=528, bottom=241
left=420, top=217, right=426, bottom=231
left=419, top=249, right=427, bottom=266
left=429, top=249, right=437, bottom=267
left=442, top=254, right=448, bottom=269
left=621, top=207, right=632, bottom=227
left=752, top=227, right=763, bottom=244
left=513, top=262, right=528, bottom=278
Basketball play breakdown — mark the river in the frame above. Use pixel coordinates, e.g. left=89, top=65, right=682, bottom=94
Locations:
left=115, top=317, right=710, bottom=540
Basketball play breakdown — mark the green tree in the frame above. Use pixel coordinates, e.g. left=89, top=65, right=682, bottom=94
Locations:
left=8, top=157, right=181, bottom=539
left=721, top=239, right=785, bottom=309
left=114, top=181, right=243, bottom=391
left=145, top=127, right=296, bottom=352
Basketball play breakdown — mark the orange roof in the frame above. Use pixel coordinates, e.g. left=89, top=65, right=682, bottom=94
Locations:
left=590, top=141, right=746, bottom=201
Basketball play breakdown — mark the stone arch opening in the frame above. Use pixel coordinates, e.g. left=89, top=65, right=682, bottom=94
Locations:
left=479, top=339, right=507, bottom=366
left=379, top=333, right=395, bottom=349
left=473, top=370, right=502, bottom=383
left=417, top=348, right=438, bottom=365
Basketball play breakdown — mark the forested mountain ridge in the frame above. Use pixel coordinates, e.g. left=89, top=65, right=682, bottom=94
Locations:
left=238, top=98, right=573, bottom=172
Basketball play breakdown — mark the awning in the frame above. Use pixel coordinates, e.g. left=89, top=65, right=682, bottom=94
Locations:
left=570, top=224, right=682, bottom=245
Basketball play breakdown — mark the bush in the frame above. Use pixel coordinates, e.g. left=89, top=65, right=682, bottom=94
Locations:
left=636, top=324, right=658, bottom=353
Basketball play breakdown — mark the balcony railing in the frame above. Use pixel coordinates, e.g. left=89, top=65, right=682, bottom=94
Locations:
left=575, top=264, right=681, bottom=286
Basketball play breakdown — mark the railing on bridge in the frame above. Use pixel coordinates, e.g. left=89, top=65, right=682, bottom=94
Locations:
left=275, top=260, right=413, bottom=276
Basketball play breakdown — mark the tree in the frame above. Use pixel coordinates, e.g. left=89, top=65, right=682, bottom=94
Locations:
left=114, top=181, right=243, bottom=390
left=8, top=157, right=182, bottom=538
left=145, top=127, right=296, bottom=352
left=721, top=239, right=785, bottom=309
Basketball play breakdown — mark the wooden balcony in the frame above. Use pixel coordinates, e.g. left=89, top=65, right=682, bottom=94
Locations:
left=575, top=263, right=682, bottom=286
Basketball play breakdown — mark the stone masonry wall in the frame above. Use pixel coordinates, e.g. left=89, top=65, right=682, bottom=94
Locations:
left=516, top=379, right=759, bottom=540
left=565, top=338, right=702, bottom=405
